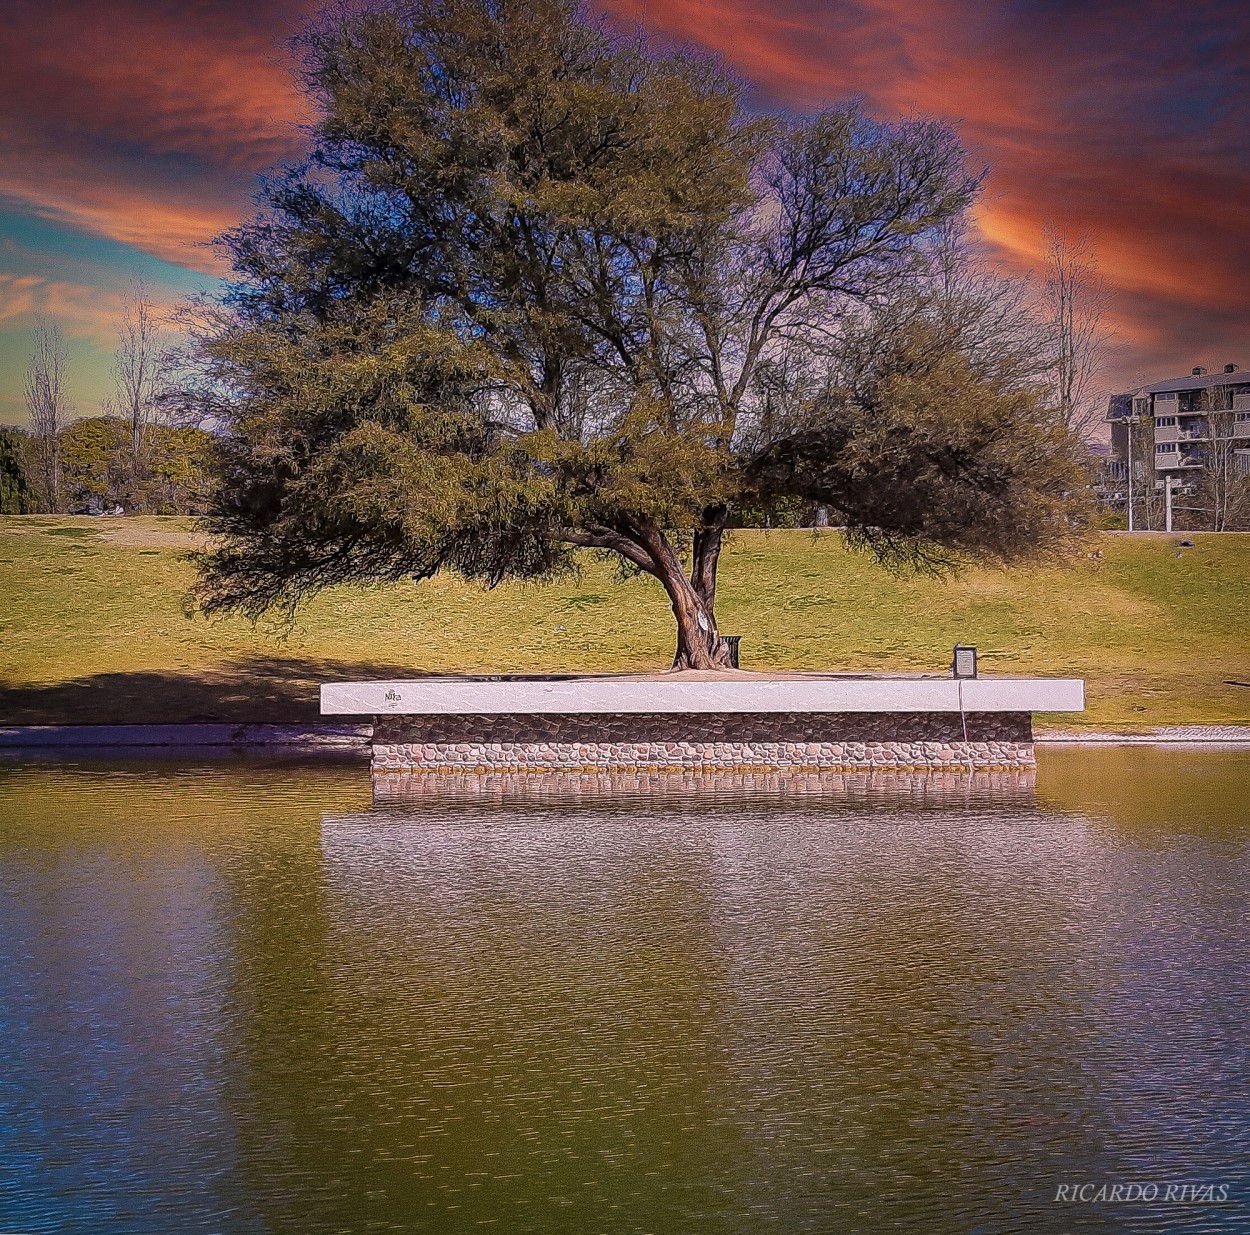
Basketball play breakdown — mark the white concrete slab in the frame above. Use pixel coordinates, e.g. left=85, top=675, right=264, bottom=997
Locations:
left=320, top=674, right=1084, bottom=715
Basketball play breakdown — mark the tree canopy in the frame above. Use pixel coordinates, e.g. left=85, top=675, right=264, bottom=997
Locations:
left=193, top=0, right=1090, bottom=666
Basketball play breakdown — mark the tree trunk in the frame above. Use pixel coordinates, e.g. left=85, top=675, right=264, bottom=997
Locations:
left=630, top=518, right=731, bottom=670
left=668, top=577, right=723, bottom=668
left=691, top=524, right=723, bottom=610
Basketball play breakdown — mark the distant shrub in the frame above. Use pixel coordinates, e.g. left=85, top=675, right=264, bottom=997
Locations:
left=57, top=416, right=215, bottom=514
left=0, top=426, right=35, bottom=514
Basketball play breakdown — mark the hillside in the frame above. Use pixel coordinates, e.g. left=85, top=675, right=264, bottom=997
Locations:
left=1, top=517, right=1247, bottom=729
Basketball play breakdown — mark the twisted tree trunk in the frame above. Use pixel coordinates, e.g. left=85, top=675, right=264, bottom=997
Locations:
left=561, top=514, right=734, bottom=670
left=633, top=516, right=732, bottom=670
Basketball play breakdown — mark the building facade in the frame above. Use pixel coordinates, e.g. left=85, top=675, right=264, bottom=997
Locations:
left=1105, top=363, right=1250, bottom=527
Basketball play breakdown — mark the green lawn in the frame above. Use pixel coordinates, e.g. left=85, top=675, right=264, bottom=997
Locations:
left=1, top=516, right=1247, bottom=729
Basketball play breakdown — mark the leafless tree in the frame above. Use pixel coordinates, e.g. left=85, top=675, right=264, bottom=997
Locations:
left=1135, top=418, right=1165, bottom=530
left=105, top=280, right=173, bottom=462
left=1197, top=385, right=1250, bottom=530
left=23, top=316, right=71, bottom=512
left=1042, top=224, right=1114, bottom=437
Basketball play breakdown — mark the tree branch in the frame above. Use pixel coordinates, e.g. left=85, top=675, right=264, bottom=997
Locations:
left=559, top=526, right=659, bottom=575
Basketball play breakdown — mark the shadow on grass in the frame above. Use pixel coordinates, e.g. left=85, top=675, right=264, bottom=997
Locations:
left=0, top=657, right=440, bottom=726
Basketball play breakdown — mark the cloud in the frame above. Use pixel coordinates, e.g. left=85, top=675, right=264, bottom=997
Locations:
left=1, top=0, right=1246, bottom=392
left=600, top=0, right=1250, bottom=386
left=0, top=0, right=313, bottom=272
left=0, top=273, right=128, bottom=342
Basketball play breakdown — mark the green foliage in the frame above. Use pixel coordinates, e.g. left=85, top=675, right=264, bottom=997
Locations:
left=750, top=318, right=1093, bottom=570
left=192, top=0, right=1087, bottom=666
left=144, top=426, right=216, bottom=514
left=196, top=296, right=571, bottom=617
left=56, top=416, right=214, bottom=515
left=0, top=427, right=34, bottom=514
left=60, top=417, right=130, bottom=509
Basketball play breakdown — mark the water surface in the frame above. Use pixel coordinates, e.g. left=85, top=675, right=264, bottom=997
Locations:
left=1, top=748, right=1247, bottom=1233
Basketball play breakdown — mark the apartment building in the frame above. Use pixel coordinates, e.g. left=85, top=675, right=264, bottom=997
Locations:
left=1107, top=362, right=1250, bottom=479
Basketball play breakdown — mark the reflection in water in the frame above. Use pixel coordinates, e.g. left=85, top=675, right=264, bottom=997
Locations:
left=373, top=765, right=1038, bottom=806
left=0, top=752, right=1247, bottom=1233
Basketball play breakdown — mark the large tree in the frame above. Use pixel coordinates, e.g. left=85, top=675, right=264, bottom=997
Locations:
left=193, top=0, right=1089, bottom=667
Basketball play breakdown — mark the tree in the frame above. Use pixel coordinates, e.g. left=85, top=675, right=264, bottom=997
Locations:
left=24, top=316, right=71, bottom=513
left=1041, top=224, right=1113, bottom=438
left=1196, top=386, right=1250, bottom=531
left=0, top=426, right=34, bottom=514
left=1134, top=415, right=1164, bottom=531
left=57, top=416, right=215, bottom=514
left=142, top=424, right=216, bottom=514
left=60, top=417, right=131, bottom=511
left=193, top=0, right=1090, bottom=666
left=104, top=279, right=175, bottom=505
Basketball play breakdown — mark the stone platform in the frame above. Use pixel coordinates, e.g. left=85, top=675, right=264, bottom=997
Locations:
left=320, top=673, right=1085, bottom=774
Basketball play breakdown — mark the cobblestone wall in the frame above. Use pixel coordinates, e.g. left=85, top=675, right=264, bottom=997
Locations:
left=371, top=712, right=1033, bottom=773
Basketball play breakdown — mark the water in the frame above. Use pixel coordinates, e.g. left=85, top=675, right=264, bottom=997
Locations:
left=0, top=748, right=1246, bottom=1233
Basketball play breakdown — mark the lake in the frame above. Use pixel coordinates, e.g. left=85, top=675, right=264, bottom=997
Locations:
left=1, top=748, right=1246, bottom=1233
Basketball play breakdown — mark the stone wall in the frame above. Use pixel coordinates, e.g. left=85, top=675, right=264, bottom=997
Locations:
left=371, top=711, right=1033, bottom=773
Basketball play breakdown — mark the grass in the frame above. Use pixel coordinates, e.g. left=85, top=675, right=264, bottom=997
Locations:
left=1, top=516, right=1248, bottom=730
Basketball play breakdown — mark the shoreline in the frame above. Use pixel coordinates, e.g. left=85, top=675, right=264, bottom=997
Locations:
left=2, top=722, right=1247, bottom=751
left=0, top=723, right=372, bottom=753
left=1037, top=725, right=1250, bottom=745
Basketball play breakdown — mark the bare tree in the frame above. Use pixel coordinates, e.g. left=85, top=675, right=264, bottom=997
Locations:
left=23, top=316, right=71, bottom=512
left=1134, top=416, right=1165, bottom=530
left=1197, top=385, right=1250, bottom=531
left=105, top=280, right=173, bottom=463
left=930, top=222, right=1051, bottom=389
left=1042, top=224, right=1114, bottom=437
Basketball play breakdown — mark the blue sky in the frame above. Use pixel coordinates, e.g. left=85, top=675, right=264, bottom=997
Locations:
left=0, top=211, right=212, bottom=425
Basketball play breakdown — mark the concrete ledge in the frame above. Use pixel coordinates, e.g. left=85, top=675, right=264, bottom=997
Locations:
left=322, top=673, right=1085, bottom=716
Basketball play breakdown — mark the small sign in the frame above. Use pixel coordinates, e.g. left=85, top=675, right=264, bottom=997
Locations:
left=951, top=645, right=978, bottom=679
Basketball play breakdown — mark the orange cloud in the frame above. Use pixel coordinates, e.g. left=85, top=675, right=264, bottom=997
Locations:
left=2, top=0, right=1246, bottom=389
left=0, top=272, right=186, bottom=347
left=0, top=0, right=312, bottom=271
left=601, top=0, right=1250, bottom=383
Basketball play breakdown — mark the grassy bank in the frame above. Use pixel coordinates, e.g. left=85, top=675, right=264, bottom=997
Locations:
left=1, top=516, right=1247, bottom=729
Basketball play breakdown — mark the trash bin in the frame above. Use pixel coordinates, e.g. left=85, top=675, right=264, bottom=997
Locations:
left=720, top=635, right=741, bottom=669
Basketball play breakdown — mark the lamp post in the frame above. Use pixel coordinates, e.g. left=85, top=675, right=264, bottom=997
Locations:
left=1125, top=413, right=1141, bottom=532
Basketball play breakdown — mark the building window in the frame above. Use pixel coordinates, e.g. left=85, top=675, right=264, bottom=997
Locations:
left=1155, top=443, right=1177, bottom=453
left=1237, top=412, right=1250, bottom=422
left=1155, top=416, right=1177, bottom=426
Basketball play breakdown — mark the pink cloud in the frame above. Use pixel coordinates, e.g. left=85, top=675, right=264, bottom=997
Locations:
left=1, top=0, right=1245, bottom=389
left=0, top=0, right=313, bottom=271
left=600, top=0, right=1250, bottom=384
left=0, top=272, right=167, bottom=343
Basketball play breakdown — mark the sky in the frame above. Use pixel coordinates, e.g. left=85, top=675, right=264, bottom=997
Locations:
left=1, top=0, right=1247, bottom=427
